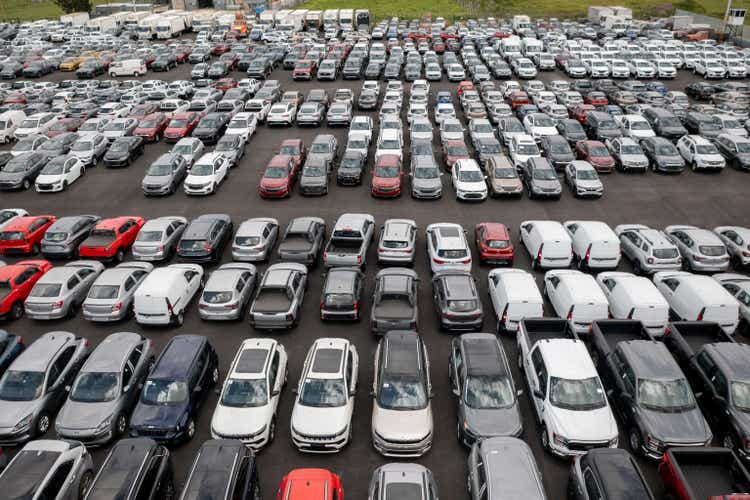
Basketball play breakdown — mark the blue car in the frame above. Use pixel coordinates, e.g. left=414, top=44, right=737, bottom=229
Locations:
left=646, top=81, right=668, bottom=96
left=129, top=335, right=219, bottom=444
left=0, top=330, right=23, bottom=379
left=436, top=91, right=452, bottom=104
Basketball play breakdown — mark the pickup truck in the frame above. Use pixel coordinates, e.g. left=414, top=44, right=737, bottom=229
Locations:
left=663, top=321, right=750, bottom=458
left=323, top=213, right=375, bottom=268
left=78, top=216, right=144, bottom=262
left=517, top=318, right=618, bottom=457
left=659, top=447, right=750, bottom=500
left=589, top=320, right=712, bottom=460
left=249, top=263, right=307, bottom=330
left=277, top=217, right=326, bottom=267
left=371, top=268, right=419, bottom=334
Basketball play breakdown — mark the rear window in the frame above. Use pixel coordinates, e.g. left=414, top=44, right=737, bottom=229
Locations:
left=383, top=240, right=408, bottom=249
left=487, top=240, right=509, bottom=249
left=699, top=245, right=726, bottom=257
left=448, top=300, right=477, bottom=312
left=438, top=249, right=467, bottom=259
left=653, top=248, right=679, bottom=259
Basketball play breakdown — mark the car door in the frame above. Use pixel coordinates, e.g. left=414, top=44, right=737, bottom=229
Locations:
left=545, top=275, right=562, bottom=315
left=609, top=350, right=636, bottom=426
left=450, top=340, right=464, bottom=402
left=528, top=347, right=547, bottom=417
left=46, top=344, right=77, bottom=409
left=695, top=351, right=729, bottom=429
left=193, top=347, right=211, bottom=407
left=183, top=270, right=202, bottom=301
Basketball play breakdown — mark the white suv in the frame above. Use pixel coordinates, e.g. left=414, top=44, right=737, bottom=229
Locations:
left=426, top=223, right=472, bottom=273
left=290, top=338, right=359, bottom=453
left=451, top=159, right=488, bottom=201
left=211, top=338, right=287, bottom=450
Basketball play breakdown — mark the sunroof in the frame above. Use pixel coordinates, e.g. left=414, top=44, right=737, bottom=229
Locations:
left=236, top=348, right=268, bottom=374
left=312, top=348, right=342, bottom=373
left=439, top=226, right=460, bottom=237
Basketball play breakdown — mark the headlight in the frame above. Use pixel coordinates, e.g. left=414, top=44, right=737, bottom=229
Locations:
left=14, top=414, right=33, bottom=432
left=608, top=436, right=618, bottom=447
left=645, top=433, right=663, bottom=452
left=96, top=417, right=112, bottom=431
left=553, top=433, right=568, bottom=448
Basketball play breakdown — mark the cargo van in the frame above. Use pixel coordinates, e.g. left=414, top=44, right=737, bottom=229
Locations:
left=134, top=263, right=204, bottom=326
left=564, top=220, right=621, bottom=270
left=596, top=271, right=670, bottom=336
left=520, top=220, right=573, bottom=269
left=488, top=268, right=544, bottom=332
left=653, top=271, right=740, bottom=335
left=0, top=110, right=25, bottom=143
left=544, top=269, right=609, bottom=334
left=109, top=59, right=146, bottom=78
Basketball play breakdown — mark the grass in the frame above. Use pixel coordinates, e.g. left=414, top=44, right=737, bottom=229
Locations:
left=0, top=0, right=112, bottom=22
left=300, top=0, right=469, bottom=22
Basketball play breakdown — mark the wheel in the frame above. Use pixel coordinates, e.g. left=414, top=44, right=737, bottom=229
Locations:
left=211, top=366, right=219, bottom=385
left=115, top=248, right=124, bottom=263
left=62, top=181, right=68, bottom=191
left=175, top=310, right=184, bottom=326
left=10, top=301, right=23, bottom=320
left=269, top=417, right=277, bottom=443
left=115, top=413, right=127, bottom=436
left=633, top=259, right=643, bottom=275
left=629, top=428, right=642, bottom=455
left=22, top=179, right=30, bottom=190
left=540, top=425, right=550, bottom=451
left=723, top=433, right=736, bottom=450
left=186, top=418, right=195, bottom=439
left=32, top=243, right=40, bottom=254
left=36, top=411, right=51, bottom=436
left=517, top=350, right=524, bottom=371
left=78, top=471, right=93, bottom=499
left=164, top=481, right=176, bottom=500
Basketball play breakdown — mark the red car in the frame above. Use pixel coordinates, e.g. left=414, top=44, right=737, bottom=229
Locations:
left=163, top=112, right=200, bottom=142
left=134, top=112, right=169, bottom=142
left=293, top=59, right=317, bottom=80
left=475, top=223, right=514, bottom=265
left=583, top=91, right=609, bottom=106
left=279, top=139, right=306, bottom=171
left=276, top=469, right=343, bottom=500
left=371, top=154, right=403, bottom=198
left=442, top=140, right=471, bottom=170
left=0, top=216, right=56, bottom=255
left=212, top=77, right=237, bottom=92
left=0, top=260, right=53, bottom=319
left=572, top=104, right=596, bottom=124
left=218, top=52, right=238, bottom=70
left=129, top=102, right=160, bottom=120
left=259, top=154, right=296, bottom=198
left=78, top=216, right=145, bottom=262
left=457, top=81, right=476, bottom=96
left=3, top=93, right=26, bottom=105
left=46, top=117, right=82, bottom=138
left=507, top=90, right=531, bottom=109
left=212, top=43, right=230, bottom=55
left=576, top=140, right=616, bottom=173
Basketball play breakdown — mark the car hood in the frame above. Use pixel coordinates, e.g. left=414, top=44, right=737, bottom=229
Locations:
left=550, top=152, right=576, bottom=162
left=35, top=174, right=63, bottom=183
left=142, top=174, right=172, bottom=185
left=413, top=177, right=441, bottom=190
left=261, top=177, right=288, bottom=188
left=373, top=177, right=400, bottom=188
left=621, top=153, right=649, bottom=163
left=130, top=401, right=186, bottom=429
left=576, top=179, right=602, bottom=189
left=639, top=405, right=711, bottom=443
left=465, top=404, right=523, bottom=437
left=548, top=404, right=618, bottom=442
left=373, top=404, right=432, bottom=441
left=292, top=402, right=350, bottom=435
left=657, top=154, right=684, bottom=164
left=0, top=399, right=38, bottom=428
left=56, top=399, right=117, bottom=430
left=0, top=171, right=24, bottom=182
left=185, top=174, right=213, bottom=184
left=105, top=150, right=129, bottom=160
left=456, top=180, right=486, bottom=192
left=211, top=404, right=268, bottom=436
left=493, top=178, right=522, bottom=189
left=532, top=178, right=560, bottom=189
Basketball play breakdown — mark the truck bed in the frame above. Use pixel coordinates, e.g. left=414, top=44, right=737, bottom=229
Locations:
left=520, top=318, right=578, bottom=344
left=252, top=289, right=292, bottom=313
left=373, top=298, right=413, bottom=320
left=668, top=321, right=734, bottom=352
left=592, top=320, right=653, bottom=348
left=326, top=238, right=363, bottom=255
left=664, top=448, right=750, bottom=499
left=81, top=234, right=116, bottom=248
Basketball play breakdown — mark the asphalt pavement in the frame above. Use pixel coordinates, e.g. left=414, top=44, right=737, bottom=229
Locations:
left=1, top=58, right=749, bottom=499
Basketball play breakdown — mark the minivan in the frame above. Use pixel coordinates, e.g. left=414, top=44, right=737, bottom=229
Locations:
left=488, top=268, right=544, bottom=333
left=596, top=271, right=670, bottom=336
left=519, top=220, right=573, bottom=270
left=133, top=263, right=204, bottom=326
left=653, top=271, right=740, bottom=335
left=544, top=269, right=610, bottom=334
left=563, top=220, right=621, bottom=270
left=0, top=110, right=25, bottom=143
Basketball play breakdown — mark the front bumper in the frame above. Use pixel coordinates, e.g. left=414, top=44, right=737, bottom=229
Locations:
left=211, top=426, right=270, bottom=450
left=292, top=427, right=349, bottom=453
left=373, top=430, right=432, bottom=457
left=57, top=425, right=114, bottom=446
left=412, top=188, right=442, bottom=199
left=184, top=184, right=213, bottom=195
left=0, top=426, right=33, bottom=446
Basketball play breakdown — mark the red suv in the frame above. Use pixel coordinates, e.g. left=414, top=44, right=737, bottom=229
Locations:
left=134, top=112, right=170, bottom=142
left=475, top=223, right=514, bottom=265
left=442, top=140, right=471, bottom=171
left=0, top=216, right=56, bottom=255
left=293, top=59, right=317, bottom=80
left=164, top=112, right=200, bottom=142
left=78, top=216, right=145, bottom=262
left=576, top=140, right=616, bottom=173
left=259, top=154, right=296, bottom=198
left=276, top=469, right=343, bottom=500
left=371, top=154, right=403, bottom=198
left=0, top=260, right=53, bottom=319
left=279, top=139, right=307, bottom=171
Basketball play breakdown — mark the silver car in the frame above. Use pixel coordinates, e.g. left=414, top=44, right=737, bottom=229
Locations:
left=40, top=215, right=100, bottom=260
left=24, top=261, right=105, bottom=320
left=378, top=219, right=417, bottom=265
left=368, top=463, right=439, bottom=499
left=214, top=133, right=246, bottom=168
left=132, top=216, right=187, bottom=262
left=565, top=160, right=603, bottom=198
left=468, top=437, right=547, bottom=500
left=232, top=217, right=279, bottom=261
left=0, top=332, right=89, bottom=445
left=615, top=224, right=682, bottom=275
left=410, top=155, right=443, bottom=199
left=82, top=262, right=153, bottom=322
left=55, top=332, right=154, bottom=446
left=170, top=137, right=205, bottom=168
left=198, top=263, right=257, bottom=321
left=0, top=439, right=94, bottom=500
left=666, top=225, right=731, bottom=273
left=327, top=102, right=352, bottom=126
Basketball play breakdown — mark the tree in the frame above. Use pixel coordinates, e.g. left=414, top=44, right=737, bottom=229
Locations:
left=53, top=0, right=91, bottom=14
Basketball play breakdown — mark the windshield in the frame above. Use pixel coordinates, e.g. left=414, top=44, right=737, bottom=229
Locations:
left=146, top=163, right=173, bottom=176
left=70, top=372, right=119, bottom=402
left=20, top=119, right=39, bottom=128
left=577, top=169, right=598, bottom=180
left=136, top=230, right=163, bottom=243
left=264, top=166, right=288, bottom=178
left=199, top=118, right=219, bottom=128
left=303, top=166, right=325, bottom=177
left=299, top=378, right=346, bottom=407
left=71, top=141, right=93, bottom=152
left=517, top=143, right=539, bottom=155
left=169, top=119, right=187, bottom=129
left=44, top=231, right=68, bottom=242
left=88, top=284, right=120, bottom=299
left=14, top=141, right=35, bottom=152
left=41, top=161, right=65, bottom=175
left=377, top=375, right=427, bottom=410
left=79, top=122, right=99, bottom=132
left=589, top=146, right=609, bottom=156
left=221, top=378, right=267, bottom=407
left=447, top=145, right=468, bottom=156
left=141, top=379, right=188, bottom=405
left=656, top=144, right=678, bottom=155
left=173, top=144, right=193, bottom=155
left=700, top=119, right=721, bottom=131
left=696, top=144, right=719, bottom=155
left=638, top=378, right=695, bottom=411
left=3, top=160, right=30, bottom=173
left=0, top=371, right=44, bottom=401
left=459, top=170, right=483, bottom=182
left=380, top=140, right=400, bottom=150
left=550, top=143, right=570, bottom=154
left=415, top=167, right=439, bottom=179
left=549, top=376, right=606, bottom=410
left=341, top=157, right=361, bottom=169
left=465, top=375, right=514, bottom=409
left=535, top=116, right=554, bottom=127
left=621, top=145, right=643, bottom=155
left=191, top=163, right=214, bottom=176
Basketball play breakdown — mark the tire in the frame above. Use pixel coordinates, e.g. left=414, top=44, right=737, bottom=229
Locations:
left=186, top=418, right=195, bottom=440
left=724, top=433, right=736, bottom=450
left=540, top=425, right=550, bottom=451
left=10, top=301, right=23, bottom=320
left=36, top=411, right=51, bottom=436
left=633, top=259, right=643, bottom=275
left=62, top=181, right=68, bottom=191
left=78, top=471, right=93, bottom=499
left=32, top=244, right=40, bottom=254
left=629, top=428, right=643, bottom=455
left=22, top=179, right=30, bottom=190
left=115, top=248, right=124, bottom=263
left=174, top=310, right=184, bottom=326
left=211, top=366, right=219, bottom=385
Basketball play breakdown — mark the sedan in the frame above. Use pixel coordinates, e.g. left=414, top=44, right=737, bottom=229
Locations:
left=171, top=137, right=205, bottom=167
left=327, top=102, right=353, bottom=127
left=198, top=263, right=257, bottom=320
left=24, top=260, right=104, bottom=320
left=214, top=133, right=246, bottom=168
left=34, top=155, right=84, bottom=193
left=131, top=216, right=187, bottom=262
left=134, top=112, right=169, bottom=142
left=141, top=153, right=188, bottom=196
left=297, top=102, right=325, bottom=126
left=82, top=262, right=154, bottom=322
left=103, top=136, right=145, bottom=168
left=184, top=153, right=230, bottom=196
left=163, top=112, right=200, bottom=142
left=267, top=103, right=297, bottom=127
left=102, top=118, right=139, bottom=142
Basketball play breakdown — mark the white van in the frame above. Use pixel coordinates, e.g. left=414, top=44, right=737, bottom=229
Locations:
left=653, top=271, right=740, bottom=335
left=134, top=263, right=204, bottom=326
left=596, top=271, right=670, bottom=336
left=109, top=59, right=147, bottom=78
left=563, top=220, right=621, bottom=270
left=0, top=110, right=25, bottom=143
left=520, top=220, right=573, bottom=270
left=543, top=269, right=609, bottom=334
left=488, top=268, right=544, bottom=332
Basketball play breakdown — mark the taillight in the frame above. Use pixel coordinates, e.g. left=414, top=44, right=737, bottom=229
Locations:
left=536, top=243, right=544, bottom=263
left=112, top=302, right=122, bottom=311
left=501, top=304, right=508, bottom=326
left=203, top=241, right=212, bottom=251
left=404, top=248, right=413, bottom=253
left=52, top=300, right=64, bottom=309
left=627, top=308, right=635, bottom=319
left=16, top=336, right=22, bottom=344
left=584, top=244, right=592, bottom=263
left=357, top=255, right=362, bottom=263
left=567, top=307, right=573, bottom=320
left=461, top=258, right=471, bottom=264
left=225, top=303, right=238, bottom=309
left=353, top=301, right=359, bottom=310
left=697, top=307, right=705, bottom=321
left=433, top=258, right=445, bottom=264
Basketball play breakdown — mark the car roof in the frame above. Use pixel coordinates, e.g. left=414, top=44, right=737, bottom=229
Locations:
left=230, top=339, right=275, bottom=380
left=47, top=215, right=95, bottom=232
left=706, top=343, right=750, bottom=381
left=151, top=335, right=206, bottom=380
left=584, top=448, right=652, bottom=498
left=83, top=332, right=142, bottom=372
left=14, top=331, right=76, bottom=371
left=324, top=268, right=358, bottom=294
left=309, top=338, right=347, bottom=378
left=383, top=331, right=423, bottom=378
left=461, top=334, right=507, bottom=377
left=618, top=340, right=681, bottom=379
left=538, top=339, right=596, bottom=378
left=479, top=437, right=545, bottom=500
left=480, top=223, right=509, bottom=240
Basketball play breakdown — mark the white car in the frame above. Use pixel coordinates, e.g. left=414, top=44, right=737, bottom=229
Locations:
left=409, top=118, right=433, bottom=142
left=69, top=133, right=108, bottom=166
left=695, top=59, right=726, bottom=79
left=170, top=137, right=204, bottom=167
left=523, top=113, right=558, bottom=142
left=447, top=64, right=466, bottom=81
left=512, top=57, right=537, bottom=78
left=267, top=102, right=297, bottom=126
left=14, top=112, right=58, bottom=139
left=656, top=60, right=676, bottom=79
left=244, top=99, right=271, bottom=122
left=102, top=117, right=138, bottom=141
left=375, top=129, right=403, bottom=162
left=610, top=59, right=630, bottom=78
left=350, top=115, right=374, bottom=142
left=406, top=103, right=428, bottom=125
left=425, top=222, right=472, bottom=273
left=714, top=225, right=750, bottom=267
left=210, top=338, right=287, bottom=450
left=628, top=59, right=656, bottom=78
left=225, top=112, right=258, bottom=141
left=586, top=59, right=610, bottom=78
left=565, top=160, right=603, bottom=198
left=159, top=99, right=190, bottom=117
left=184, top=152, right=230, bottom=195
left=713, top=273, right=750, bottom=326
left=290, top=338, right=358, bottom=453
left=35, top=155, right=84, bottom=193
left=98, top=102, right=131, bottom=119
left=617, top=114, right=655, bottom=140
left=451, top=159, right=488, bottom=201
left=77, top=117, right=110, bottom=138
left=677, top=135, right=726, bottom=171
left=238, top=78, right=262, bottom=94
left=434, top=103, right=457, bottom=125
left=508, top=134, right=541, bottom=168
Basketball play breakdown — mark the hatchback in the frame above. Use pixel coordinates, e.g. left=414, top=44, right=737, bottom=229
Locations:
left=198, top=263, right=257, bottom=321
left=24, top=260, right=104, bottom=320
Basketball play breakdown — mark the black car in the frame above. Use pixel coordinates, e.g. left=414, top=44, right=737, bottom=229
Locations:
left=567, top=448, right=655, bottom=500
left=642, top=108, right=687, bottom=142
left=192, top=112, right=229, bottom=144
left=87, top=438, right=176, bottom=500
left=129, top=335, right=219, bottom=444
left=181, top=440, right=261, bottom=500
left=0, top=151, right=46, bottom=191
left=685, top=82, right=717, bottom=101
left=432, top=270, right=483, bottom=332
left=176, top=213, right=233, bottom=263
left=320, top=266, right=364, bottom=320
left=682, top=111, right=723, bottom=140
left=641, top=137, right=685, bottom=173
left=589, top=320, right=711, bottom=460
left=539, top=135, right=575, bottom=170
left=22, top=60, right=53, bottom=78
left=38, top=132, right=79, bottom=160
left=556, top=118, right=587, bottom=144
left=152, top=54, right=177, bottom=72
left=342, top=57, right=365, bottom=79
left=246, top=58, right=272, bottom=79
left=103, top=136, right=145, bottom=168
left=208, top=61, right=229, bottom=79
left=76, top=61, right=105, bottom=79
left=663, top=321, right=750, bottom=460
left=337, top=151, right=366, bottom=185
left=714, top=133, right=750, bottom=171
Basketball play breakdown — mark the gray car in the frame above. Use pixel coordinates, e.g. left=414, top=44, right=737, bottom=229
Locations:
left=368, top=463, right=439, bottom=499
left=41, top=215, right=100, bottom=260
left=641, top=137, right=685, bottom=173
left=432, top=270, right=484, bottom=331
left=371, top=268, right=419, bottom=334
left=450, top=333, right=522, bottom=446
left=25, top=261, right=105, bottom=320
left=141, top=153, right=188, bottom=196
left=38, top=132, right=79, bottom=159
left=277, top=216, right=326, bottom=266
left=299, top=156, right=330, bottom=196
left=606, top=137, right=649, bottom=172
left=297, top=102, right=325, bottom=126
left=0, top=332, right=89, bottom=445
left=666, top=224, right=730, bottom=272
left=249, top=262, right=308, bottom=330
left=198, top=262, right=257, bottom=321
left=0, top=151, right=46, bottom=190
left=308, top=134, right=338, bottom=169
left=540, top=135, right=576, bottom=170
left=55, top=331, right=154, bottom=446
left=337, top=150, right=366, bottom=185
left=522, top=157, right=562, bottom=199
left=475, top=137, right=504, bottom=167
left=231, top=217, right=279, bottom=262
left=214, top=133, right=246, bottom=168
left=326, top=102, right=352, bottom=127
left=132, top=216, right=187, bottom=262
left=82, top=262, right=154, bottom=322
left=468, top=437, right=547, bottom=500
left=410, top=155, right=443, bottom=199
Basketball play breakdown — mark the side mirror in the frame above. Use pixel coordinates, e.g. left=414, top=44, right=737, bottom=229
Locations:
left=64, top=385, right=71, bottom=392
left=516, top=389, right=524, bottom=396
left=533, top=389, right=544, bottom=399
left=272, top=389, right=281, bottom=396
left=291, top=388, right=298, bottom=395
left=123, top=385, right=130, bottom=393
left=194, top=386, right=202, bottom=393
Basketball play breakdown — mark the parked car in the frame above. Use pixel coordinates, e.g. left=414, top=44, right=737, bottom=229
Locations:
left=40, top=215, right=99, bottom=260
left=198, top=262, right=256, bottom=321
left=24, top=260, right=104, bottom=320
left=521, top=157, right=561, bottom=199
left=665, top=225, right=730, bottom=272
left=377, top=219, right=417, bottom=266
left=568, top=448, right=655, bottom=500
left=468, top=437, right=547, bottom=500
left=141, top=153, right=188, bottom=196
left=0, top=215, right=56, bottom=255
left=78, top=216, right=144, bottom=262
left=176, top=214, right=232, bottom=264
left=103, top=136, right=145, bottom=167
left=133, top=264, right=203, bottom=326
left=615, top=224, right=683, bottom=275
left=248, top=263, right=308, bottom=330
left=277, top=217, right=326, bottom=266
left=277, top=469, right=343, bottom=500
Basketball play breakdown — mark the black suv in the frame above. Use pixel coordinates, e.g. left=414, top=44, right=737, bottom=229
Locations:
left=177, top=214, right=233, bottom=263
left=181, top=440, right=261, bottom=500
